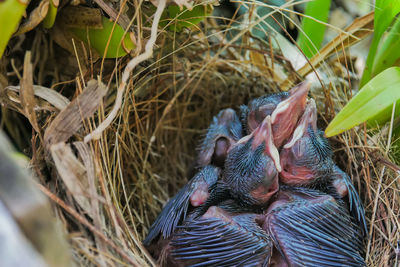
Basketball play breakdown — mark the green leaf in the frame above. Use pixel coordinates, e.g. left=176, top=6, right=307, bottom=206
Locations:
left=371, top=16, right=400, bottom=77
left=325, top=67, right=400, bottom=137
left=160, top=4, right=211, bottom=32
left=297, top=0, right=331, bottom=58
left=360, top=0, right=400, bottom=86
left=42, top=0, right=58, bottom=29
left=69, top=17, right=135, bottom=58
left=0, top=0, right=29, bottom=58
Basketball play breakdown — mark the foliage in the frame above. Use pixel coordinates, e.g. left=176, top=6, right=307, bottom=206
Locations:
left=326, top=67, right=400, bottom=137
left=326, top=1, right=400, bottom=137
left=360, top=0, right=400, bottom=86
left=42, top=0, right=58, bottom=29
left=70, top=17, right=136, bottom=58
left=297, top=0, right=331, bottom=58
left=0, top=0, right=29, bottom=58
left=160, top=4, right=212, bottom=32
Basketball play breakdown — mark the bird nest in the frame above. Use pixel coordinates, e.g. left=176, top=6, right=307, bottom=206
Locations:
left=0, top=1, right=399, bottom=266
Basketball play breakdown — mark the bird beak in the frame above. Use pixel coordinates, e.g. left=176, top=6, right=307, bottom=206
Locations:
left=252, top=116, right=281, bottom=172
left=283, top=99, right=317, bottom=149
left=271, top=81, right=311, bottom=147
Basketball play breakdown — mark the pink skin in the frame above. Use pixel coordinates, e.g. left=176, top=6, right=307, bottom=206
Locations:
left=250, top=116, right=281, bottom=172
left=271, top=81, right=311, bottom=148
left=213, top=138, right=230, bottom=166
left=333, top=178, right=348, bottom=197
left=250, top=170, right=279, bottom=204
left=201, top=206, right=233, bottom=222
left=269, top=249, right=289, bottom=267
left=231, top=115, right=281, bottom=172
left=279, top=137, right=315, bottom=185
left=331, top=167, right=349, bottom=198
left=279, top=99, right=318, bottom=185
left=246, top=116, right=281, bottom=203
left=190, top=182, right=210, bottom=206
left=217, top=109, right=237, bottom=125
left=197, top=136, right=236, bottom=167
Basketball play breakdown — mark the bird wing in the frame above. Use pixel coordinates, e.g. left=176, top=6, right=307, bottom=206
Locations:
left=334, top=165, right=368, bottom=236
left=171, top=214, right=272, bottom=267
left=266, top=189, right=365, bottom=267
left=143, top=166, right=219, bottom=245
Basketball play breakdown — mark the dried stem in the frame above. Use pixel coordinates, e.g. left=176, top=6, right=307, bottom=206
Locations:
left=84, top=0, right=167, bottom=143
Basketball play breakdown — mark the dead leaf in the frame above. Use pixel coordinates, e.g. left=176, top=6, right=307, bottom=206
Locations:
left=44, top=80, right=107, bottom=149
left=73, top=141, right=107, bottom=265
left=14, top=0, right=49, bottom=36
left=92, top=0, right=131, bottom=30
left=50, top=0, right=59, bottom=7
left=58, top=6, right=103, bottom=29
left=20, top=51, right=40, bottom=133
left=50, top=142, right=92, bottom=215
left=73, top=141, right=104, bottom=220
left=7, top=85, right=70, bottom=111
left=50, top=23, right=99, bottom=62
left=272, top=32, right=306, bottom=71
left=0, top=73, right=7, bottom=91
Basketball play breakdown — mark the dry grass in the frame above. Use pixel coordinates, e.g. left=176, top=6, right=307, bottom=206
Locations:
left=0, top=1, right=399, bottom=266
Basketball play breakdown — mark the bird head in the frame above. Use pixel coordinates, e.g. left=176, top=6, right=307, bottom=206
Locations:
left=223, top=116, right=280, bottom=207
left=197, top=108, right=242, bottom=167
left=244, top=92, right=289, bottom=134
left=241, top=82, right=310, bottom=148
left=279, top=99, right=333, bottom=185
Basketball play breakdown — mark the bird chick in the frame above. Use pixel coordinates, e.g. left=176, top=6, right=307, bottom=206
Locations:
left=223, top=115, right=280, bottom=207
left=241, top=82, right=310, bottom=148
left=279, top=99, right=367, bottom=235
left=263, top=186, right=366, bottom=267
left=168, top=206, right=272, bottom=267
left=145, top=108, right=244, bottom=245
left=167, top=187, right=366, bottom=267
left=143, top=166, right=221, bottom=245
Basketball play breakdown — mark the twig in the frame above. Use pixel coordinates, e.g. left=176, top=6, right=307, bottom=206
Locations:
left=93, top=0, right=131, bottom=30
left=84, top=0, right=167, bottom=143
left=37, top=183, right=140, bottom=266
left=378, top=157, right=400, bottom=174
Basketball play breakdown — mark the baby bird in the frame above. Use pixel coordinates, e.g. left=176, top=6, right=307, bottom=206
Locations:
left=143, top=166, right=221, bottom=245
left=145, top=83, right=367, bottom=267
left=241, top=82, right=310, bottom=148
left=145, top=114, right=280, bottom=246
left=279, top=99, right=367, bottom=235
left=167, top=187, right=365, bottom=267
left=263, top=186, right=366, bottom=267
left=223, top=115, right=280, bottom=208
left=145, top=109, right=242, bottom=245
left=168, top=206, right=272, bottom=267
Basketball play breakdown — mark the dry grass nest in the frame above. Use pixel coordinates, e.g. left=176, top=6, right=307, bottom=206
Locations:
left=1, top=2, right=399, bottom=266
